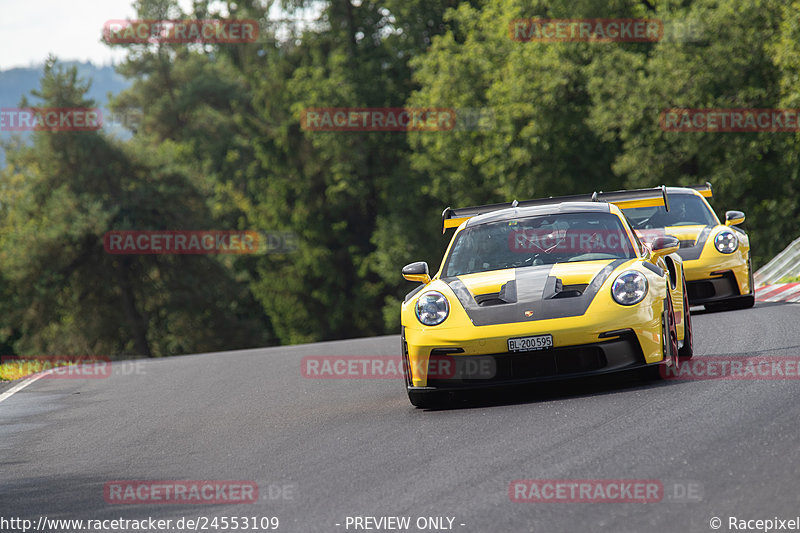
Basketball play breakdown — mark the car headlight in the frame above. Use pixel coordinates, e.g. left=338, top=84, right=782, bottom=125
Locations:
left=714, top=230, right=738, bottom=254
left=611, top=270, right=649, bottom=306
left=415, top=291, right=449, bottom=326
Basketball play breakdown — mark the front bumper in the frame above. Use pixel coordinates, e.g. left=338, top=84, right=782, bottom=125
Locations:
left=685, top=270, right=743, bottom=305
left=405, top=330, right=653, bottom=392
left=680, top=241, right=751, bottom=305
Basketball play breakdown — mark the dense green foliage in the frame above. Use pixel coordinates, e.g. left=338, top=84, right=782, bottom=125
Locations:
left=1, top=0, right=798, bottom=356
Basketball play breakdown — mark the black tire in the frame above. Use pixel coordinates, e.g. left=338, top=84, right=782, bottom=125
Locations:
left=663, top=290, right=679, bottom=373
left=642, top=292, right=679, bottom=380
left=678, top=274, right=694, bottom=359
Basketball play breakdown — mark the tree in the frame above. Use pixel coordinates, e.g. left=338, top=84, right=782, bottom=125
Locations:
left=0, top=58, right=272, bottom=357
left=587, top=0, right=795, bottom=266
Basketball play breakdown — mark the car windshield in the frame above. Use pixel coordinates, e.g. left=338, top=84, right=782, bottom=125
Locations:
left=444, top=212, right=636, bottom=277
left=623, top=194, right=718, bottom=228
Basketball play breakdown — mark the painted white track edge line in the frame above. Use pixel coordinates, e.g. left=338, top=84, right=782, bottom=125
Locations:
left=0, top=368, right=54, bottom=405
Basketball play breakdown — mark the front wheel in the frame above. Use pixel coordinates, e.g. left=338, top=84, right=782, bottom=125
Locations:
left=678, top=274, right=694, bottom=358
left=641, top=291, right=679, bottom=380
left=664, top=289, right=679, bottom=366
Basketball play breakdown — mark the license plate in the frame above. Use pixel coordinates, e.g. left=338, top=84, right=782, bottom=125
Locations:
left=508, top=334, right=553, bottom=352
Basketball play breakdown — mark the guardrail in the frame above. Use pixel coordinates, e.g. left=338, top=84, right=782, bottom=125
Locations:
left=754, top=236, right=800, bottom=287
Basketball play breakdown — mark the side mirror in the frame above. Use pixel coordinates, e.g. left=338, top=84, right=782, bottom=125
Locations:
left=725, top=210, right=745, bottom=226
left=402, top=261, right=431, bottom=285
left=649, top=235, right=680, bottom=258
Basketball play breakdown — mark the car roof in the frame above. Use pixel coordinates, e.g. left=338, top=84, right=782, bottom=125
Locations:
left=664, top=187, right=704, bottom=196
left=465, top=201, right=614, bottom=228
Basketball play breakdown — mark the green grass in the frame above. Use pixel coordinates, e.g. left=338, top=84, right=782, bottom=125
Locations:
left=1, top=359, right=77, bottom=381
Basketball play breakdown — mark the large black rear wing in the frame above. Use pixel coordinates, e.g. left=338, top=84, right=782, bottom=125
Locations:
left=441, top=185, right=670, bottom=233
left=689, top=181, right=713, bottom=199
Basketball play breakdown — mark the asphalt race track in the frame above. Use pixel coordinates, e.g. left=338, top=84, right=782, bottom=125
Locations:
left=2, top=302, right=800, bottom=533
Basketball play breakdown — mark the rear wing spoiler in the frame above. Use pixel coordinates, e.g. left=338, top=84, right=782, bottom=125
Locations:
left=441, top=185, right=670, bottom=233
left=689, top=181, right=713, bottom=199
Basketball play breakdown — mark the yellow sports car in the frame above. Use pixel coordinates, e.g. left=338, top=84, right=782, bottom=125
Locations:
left=400, top=188, right=691, bottom=408
left=621, top=184, right=753, bottom=311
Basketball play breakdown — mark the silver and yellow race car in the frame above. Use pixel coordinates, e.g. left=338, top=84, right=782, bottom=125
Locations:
left=400, top=188, right=692, bottom=408
left=620, top=184, right=753, bottom=311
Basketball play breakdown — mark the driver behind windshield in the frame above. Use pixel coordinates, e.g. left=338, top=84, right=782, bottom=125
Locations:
left=445, top=212, right=635, bottom=277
